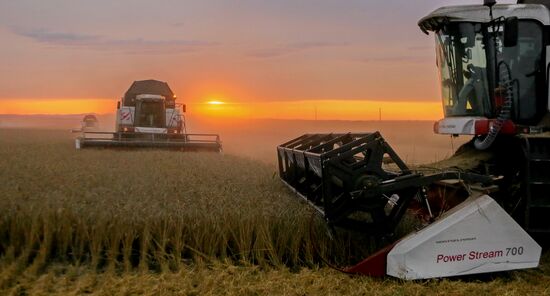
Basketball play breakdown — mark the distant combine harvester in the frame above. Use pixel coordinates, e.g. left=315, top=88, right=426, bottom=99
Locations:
left=75, top=79, right=222, bottom=152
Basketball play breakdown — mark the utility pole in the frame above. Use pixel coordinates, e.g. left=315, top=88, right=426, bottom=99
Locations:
left=314, top=106, right=318, bottom=121
left=379, top=107, right=382, bottom=121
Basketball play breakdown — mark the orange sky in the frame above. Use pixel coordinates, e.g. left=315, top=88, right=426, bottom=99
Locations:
left=1, top=0, right=505, bottom=120
left=0, top=99, right=115, bottom=115
left=194, top=99, right=442, bottom=120
left=0, top=98, right=442, bottom=120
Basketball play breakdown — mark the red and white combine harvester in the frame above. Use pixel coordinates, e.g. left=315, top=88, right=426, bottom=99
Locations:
left=278, top=0, right=550, bottom=279
left=76, top=79, right=221, bottom=152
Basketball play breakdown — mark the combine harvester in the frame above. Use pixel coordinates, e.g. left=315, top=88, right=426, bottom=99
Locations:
left=278, top=0, right=550, bottom=279
left=76, top=80, right=222, bottom=152
left=71, top=114, right=99, bottom=133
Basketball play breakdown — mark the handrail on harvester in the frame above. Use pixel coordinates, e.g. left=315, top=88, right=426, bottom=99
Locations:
left=76, top=131, right=222, bottom=151
left=80, top=131, right=220, bottom=142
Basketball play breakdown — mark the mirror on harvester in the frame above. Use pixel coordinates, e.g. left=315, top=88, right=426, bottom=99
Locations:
left=484, top=0, right=496, bottom=7
left=504, top=17, right=518, bottom=47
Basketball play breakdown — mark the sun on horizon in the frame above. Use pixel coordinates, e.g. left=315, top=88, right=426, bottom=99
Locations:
left=206, top=100, right=226, bottom=105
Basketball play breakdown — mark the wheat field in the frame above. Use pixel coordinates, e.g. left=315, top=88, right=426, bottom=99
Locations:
left=1, top=127, right=549, bottom=295
left=0, top=129, right=342, bottom=270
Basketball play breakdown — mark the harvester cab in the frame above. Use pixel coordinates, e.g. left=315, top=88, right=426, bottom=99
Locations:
left=130, top=94, right=170, bottom=132
left=116, top=80, right=184, bottom=135
left=76, top=80, right=222, bottom=151
left=419, top=0, right=550, bottom=149
left=278, top=0, right=550, bottom=280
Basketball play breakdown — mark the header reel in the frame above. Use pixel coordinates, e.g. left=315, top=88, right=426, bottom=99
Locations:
left=277, top=133, right=493, bottom=239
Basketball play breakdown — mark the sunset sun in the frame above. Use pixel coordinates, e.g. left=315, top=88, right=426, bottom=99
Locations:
left=207, top=100, right=226, bottom=105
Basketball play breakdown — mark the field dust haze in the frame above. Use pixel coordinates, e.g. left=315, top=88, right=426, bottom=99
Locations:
left=0, top=114, right=469, bottom=165
left=175, top=116, right=469, bottom=165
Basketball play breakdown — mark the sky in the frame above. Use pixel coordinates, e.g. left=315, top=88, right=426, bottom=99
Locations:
left=0, top=0, right=517, bottom=120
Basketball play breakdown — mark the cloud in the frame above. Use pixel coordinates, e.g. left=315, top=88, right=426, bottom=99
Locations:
left=13, top=28, right=100, bottom=44
left=11, top=27, right=217, bottom=54
left=247, top=41, right=348, bottom=58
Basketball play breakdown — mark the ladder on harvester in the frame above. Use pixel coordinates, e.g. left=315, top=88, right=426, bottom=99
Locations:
left=523, top=136, right=550, bottom=233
